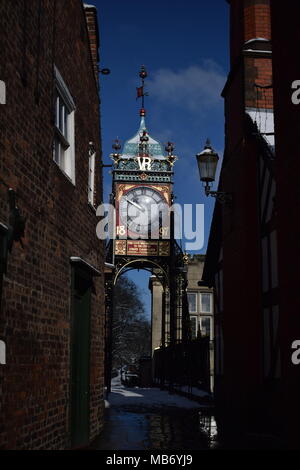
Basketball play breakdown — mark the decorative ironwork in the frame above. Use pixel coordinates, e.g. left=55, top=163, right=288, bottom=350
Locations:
left=205, top=189, right=233, bottom=205
left=114, top=174, right=172, bottom=183
left=112, top=255, right=170, bottom=287
left=165, top=141, right=178, bottom=167
left=116, top=158, right=171, bottom=172
left=183, top=251, right=189, bottom=265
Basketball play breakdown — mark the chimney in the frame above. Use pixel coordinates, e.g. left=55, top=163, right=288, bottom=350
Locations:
left=227, top=0, right=273, bottom=110
left=244, top=0, right=271, bottom=42
left=84, top=4, right=99, bottom=86
left=243, top=1, right=272, bottom=113
left=223, top=0, right=273, bottom=148
left=228, top=0, right=271, bottom=63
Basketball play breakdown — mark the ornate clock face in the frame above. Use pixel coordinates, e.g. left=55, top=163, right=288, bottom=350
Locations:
left=119, top=186, right=168, bottom=236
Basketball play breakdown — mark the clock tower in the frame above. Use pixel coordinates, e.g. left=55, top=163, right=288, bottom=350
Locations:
left=105, top=67, right=191, bottom=392
left=110, top=66, right=177, bottom=261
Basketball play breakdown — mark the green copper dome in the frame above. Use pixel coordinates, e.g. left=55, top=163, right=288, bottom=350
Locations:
left=122, top=116, right=166, bottom=160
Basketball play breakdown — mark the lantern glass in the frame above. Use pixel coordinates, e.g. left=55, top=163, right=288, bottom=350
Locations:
left=196, top=149, right=219, bottom=183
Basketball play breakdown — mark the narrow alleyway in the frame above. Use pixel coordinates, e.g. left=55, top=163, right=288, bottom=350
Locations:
left=90, top=376, right=218, bottom=450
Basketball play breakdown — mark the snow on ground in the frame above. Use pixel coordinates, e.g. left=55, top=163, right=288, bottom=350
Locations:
left=105, top=375, right=207, bottom=410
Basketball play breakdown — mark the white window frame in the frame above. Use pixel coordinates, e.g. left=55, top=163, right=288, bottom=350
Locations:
left=200, top=292, right=212, bottom=313
left=53, top=66, right=76, bottom=183
left=200, top=315, right=212, bottom=339
left=187, top=292, right=197, bottom=313
left=0, top=80, right=6, bottom=104
left=88, top=143, right=96, bottom=206
left=190, top=315, right=197, bottom=340
left=0, top=340, right=6, bottom=364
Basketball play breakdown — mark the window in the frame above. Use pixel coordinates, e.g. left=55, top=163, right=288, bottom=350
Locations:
left=0, top=80, right=6, bottom=104
left=200, top=292, right=212, bottom=313
left=187, top=292, right=197, bottom=313
left=53, top=66, right=75, bottom=182
left=200, top=316, right=211, bottom=338
left=190, top=316, right=197, bottom=340
left=0, top=340, right=6, bottom=365
left=88, top=143, right=96, bottom=206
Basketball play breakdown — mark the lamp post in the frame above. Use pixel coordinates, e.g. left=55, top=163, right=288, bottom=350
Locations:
left=196, top=139, right=232, bottom=204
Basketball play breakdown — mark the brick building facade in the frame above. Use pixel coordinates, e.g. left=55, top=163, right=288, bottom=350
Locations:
left=149, top=255, right=214, bottom=391
left=185, top=255, right=214, bottom=391
left=203, top=0, right=300, bottom=448
left=270, top=0, right=300, bottom=449
left=0, top=0, right=105, bottom=449
left=203, top=0, right=280, bottom=445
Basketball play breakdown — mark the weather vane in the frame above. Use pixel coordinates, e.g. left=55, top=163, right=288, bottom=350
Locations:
left=136, top=65, right=149, bottom=113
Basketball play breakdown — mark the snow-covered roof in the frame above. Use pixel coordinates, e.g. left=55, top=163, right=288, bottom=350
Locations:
left=83, top=3, right=97, bottom=10
left=244, top=37, right=270, bottom=45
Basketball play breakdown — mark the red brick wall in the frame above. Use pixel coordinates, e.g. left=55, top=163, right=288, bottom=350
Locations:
left=217, top=125, right=264, bottom=427
left=216, top=0, right=273, bottom=431
left=244, top=57, right=273, bottom=109
left=226, top=0, right=273, bottom=112
left=84, top=6, right=100, bottom=86
left=228, top=0, right=271, bottom=65
left=223, top=0, right=273, bottom=157
left=0, top=0, right=105, bottom=449
left=244, top=0, right=271, bottom=41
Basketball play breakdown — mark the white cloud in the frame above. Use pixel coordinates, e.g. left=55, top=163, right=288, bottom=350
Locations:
left=148, top=60, right=226, bottom=113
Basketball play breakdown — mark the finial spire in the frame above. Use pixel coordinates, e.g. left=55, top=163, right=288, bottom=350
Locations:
left=204, top=138, right=212, bottom=149
left=112, top=138, right=121, bottom=153
left=136, top=65, right=148, bottom=115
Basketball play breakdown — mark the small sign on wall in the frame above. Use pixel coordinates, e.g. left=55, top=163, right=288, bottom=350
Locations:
left=0, top=340, right=6, bottom=364
left=0, top=80, right=6, bottom=104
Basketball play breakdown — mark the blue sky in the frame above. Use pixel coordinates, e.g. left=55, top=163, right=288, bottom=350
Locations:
left=92, top=0, right=229, bottom=316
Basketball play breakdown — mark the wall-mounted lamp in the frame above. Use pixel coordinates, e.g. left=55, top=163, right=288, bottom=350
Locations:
left=196, top=139, right=232, bottom=204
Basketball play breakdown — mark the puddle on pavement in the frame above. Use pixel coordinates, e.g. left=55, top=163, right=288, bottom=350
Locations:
left=91, top=405, right=218, bottom=450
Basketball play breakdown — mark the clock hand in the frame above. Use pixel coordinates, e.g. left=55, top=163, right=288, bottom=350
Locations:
left=125, top=197, right=145, bottom=212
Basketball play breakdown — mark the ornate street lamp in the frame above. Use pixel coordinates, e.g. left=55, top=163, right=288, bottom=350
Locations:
left=196, top=139, right=232, bottom=204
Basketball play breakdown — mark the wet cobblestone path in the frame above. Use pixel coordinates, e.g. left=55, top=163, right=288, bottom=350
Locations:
left=91, top=406, right=218, bottom=450
left=90, top=379, right=218, bottom=450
